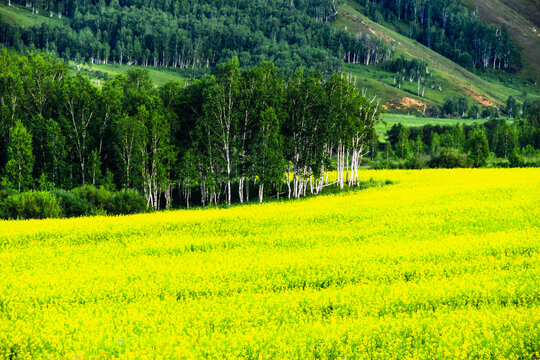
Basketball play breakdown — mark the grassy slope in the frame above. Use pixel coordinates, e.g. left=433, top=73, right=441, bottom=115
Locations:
left=0, top=3, right=63, bottom=27
left=334, top=2, right=539, bottom=112
left=460, top=0, right=540, bottom=79
left=71, top=62, right=189, bottom=87
left=376, top=114, right=489, bottom=139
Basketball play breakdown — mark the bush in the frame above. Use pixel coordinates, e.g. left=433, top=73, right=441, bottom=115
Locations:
left=507, top=149, right=523, bottom=168
left=429, top=149, right=471, bottom=168
left=1, top=191, right=62, bottom=220
left=71, top=185, right=113, bottom=211
left=51, top=189, right=91, bottom=217
left=0, top=186, right=148, bottom=220
left=109, top=190, right=147, bottom=215
left=405, top=155, right=429, bottom=169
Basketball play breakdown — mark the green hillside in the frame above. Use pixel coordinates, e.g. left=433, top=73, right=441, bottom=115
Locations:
left=333, top=1, right=540, bottom=113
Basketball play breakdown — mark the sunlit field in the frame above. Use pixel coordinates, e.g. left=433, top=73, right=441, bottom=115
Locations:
left=0, top=169, right=539, bottom=359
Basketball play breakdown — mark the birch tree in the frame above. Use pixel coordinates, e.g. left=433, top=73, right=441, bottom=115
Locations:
left=202, top=58, right=240, bottom=205
left=253, top=107, right=285, bottom=202
left=95, top=83, right=122, bottom=156
left=22, top=53, right=66, bottom=119
left=137, top=105, right=173, bottom=209
left=115, top=114, right=143, bottom=189
left=63, top=74, right=98, bottom=185
left=326, top=74, right=357, bottom=189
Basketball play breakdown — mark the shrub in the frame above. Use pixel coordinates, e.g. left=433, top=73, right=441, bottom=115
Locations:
left=1, top=191, right=62, bottom=220
left=507, top=149, right=523, bottom=168
left=429, top=149, right=471, bottom=168
left=405, top=155, right=429, bottom=169
left=71, top=185, right=113, bottom=212
left=51, top=189, right=91, bottom=218
left=109, top=190, right=147, bottom=215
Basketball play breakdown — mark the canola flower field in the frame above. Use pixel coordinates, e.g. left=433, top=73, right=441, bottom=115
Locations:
left=0, top=169, right=539, bottom=359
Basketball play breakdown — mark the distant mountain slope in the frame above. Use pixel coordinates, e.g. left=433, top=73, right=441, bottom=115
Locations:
left=460, top=0, right=540, bottom=79
left=500, top=0, right=540, bottom=27
left=333, top=1, right=539, bottom=113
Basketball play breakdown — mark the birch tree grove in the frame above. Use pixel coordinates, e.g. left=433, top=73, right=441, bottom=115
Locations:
left=176, top=59, right=380, bottom=206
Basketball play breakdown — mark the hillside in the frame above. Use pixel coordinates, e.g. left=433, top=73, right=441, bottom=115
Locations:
left=333, top=1, right=539, bottom=113
left=460, top=0, right=540, bottom=79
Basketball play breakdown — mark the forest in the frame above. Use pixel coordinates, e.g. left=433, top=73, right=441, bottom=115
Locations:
left=0, top=49, right=382, bottom=218
left=0, top=0, right=391, bottom=74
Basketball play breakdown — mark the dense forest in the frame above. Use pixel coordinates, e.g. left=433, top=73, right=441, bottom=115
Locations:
left=0, top=0, right=391, bottom=73
left=355, top=0, right=521, bottom=72
left=0, top=49, right=381, bottom=217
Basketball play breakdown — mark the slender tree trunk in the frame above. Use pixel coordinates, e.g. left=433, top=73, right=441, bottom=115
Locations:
left=200, top=180, right=206, bottom=207
left=226, top=145, right=232, bottom=205
left=239, top=177, right=244, bottom=204
left=165, top=184, right=171, bottom=209
left=287, top=163, right=291, bottom=199
left=245, top=178, right=249, bottom=203
left=185, top=186, right=191, bottom=209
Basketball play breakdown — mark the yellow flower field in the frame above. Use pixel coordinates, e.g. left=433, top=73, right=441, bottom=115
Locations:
left=0, top=169, right=539, bottom=359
